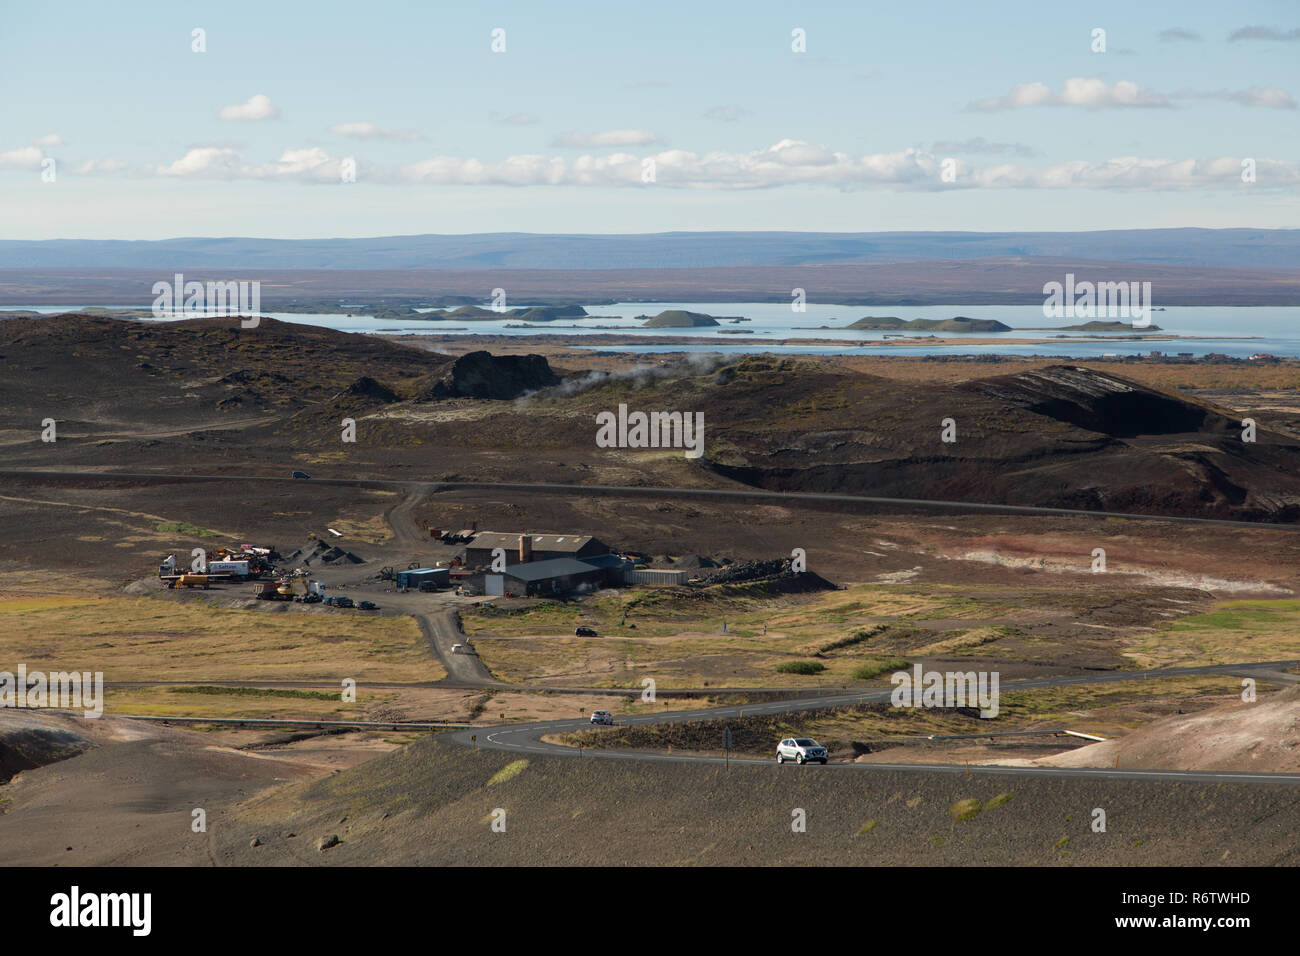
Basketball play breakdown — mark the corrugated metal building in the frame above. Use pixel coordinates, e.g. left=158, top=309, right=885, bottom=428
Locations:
left=495, top=557, right=606, bottom=597
left=624, top=568, right=690, bottom=586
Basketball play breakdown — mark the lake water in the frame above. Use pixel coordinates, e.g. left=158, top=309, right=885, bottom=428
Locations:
left=6, top=302, right=1299, bottom=358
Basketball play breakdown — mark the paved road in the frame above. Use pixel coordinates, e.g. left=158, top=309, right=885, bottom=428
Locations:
left=444, top=660, right=1300, bottom=786
left=6, top=469, right=1300, bottom=531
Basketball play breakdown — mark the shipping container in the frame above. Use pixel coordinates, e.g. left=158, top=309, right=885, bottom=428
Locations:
left=396, top=567, right=451, bottom=589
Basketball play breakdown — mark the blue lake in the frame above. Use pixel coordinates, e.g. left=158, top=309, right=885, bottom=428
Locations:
left=5, top=302, right=1298, bottom=358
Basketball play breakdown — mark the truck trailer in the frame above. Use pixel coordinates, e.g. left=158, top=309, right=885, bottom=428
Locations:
left=208, top=559, right=253, bottom=580
left=395, top=567, right=450, bottom=590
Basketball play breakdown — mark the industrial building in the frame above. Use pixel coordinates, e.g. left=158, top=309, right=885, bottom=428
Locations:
left=485, top=557, right=607, bottom=597
left=465, top=532, right=610, bottom=567
left=448, top=528, right=690, bottom=598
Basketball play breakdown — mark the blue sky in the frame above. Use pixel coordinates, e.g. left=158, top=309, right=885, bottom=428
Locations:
left=3, top=0, right=1297, bottom=238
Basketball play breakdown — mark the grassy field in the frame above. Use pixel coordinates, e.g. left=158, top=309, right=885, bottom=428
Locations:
left=1124, top=599, right=1300, bottom=667
left=0, top=594, right=444, bottom=682
left=994, top=675, right=1245, bottom=731
left=464, top=583, right=1034, bottom=688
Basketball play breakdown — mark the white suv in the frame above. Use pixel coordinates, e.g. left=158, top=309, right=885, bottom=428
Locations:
left=590, top=710, right=614, bottom=725
left=776, top=737, right=828, bottom=765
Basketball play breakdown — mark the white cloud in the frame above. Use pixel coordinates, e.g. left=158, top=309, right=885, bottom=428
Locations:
left=551, top=129, right=663, bottom=147
left=0, top=146, right=45, bottom=169
left=973, top=78, right=1294, bottom=111
left=32, top=133, right=64, bottom=148
left=251, top=147, right=340, bottom=179
left=156, top=146, right=345, bottom=182
left=157, top=147, right=244, bottom=177
left=328, top=121, right=421, bottom=141
left=218, top=94, right=280, bottom=121
left=967, top=155, right=1299, bottom=190
left=74, top=158, right=127, bottom=174
left=766, top=139, right=835, bottom=166
left=398, top=145, right=1299, bottom=191
left=397, top=143, right=947, bottom=189
left=144, top=141, right=1300, bottom=192
left=970, top=78, right=1171, bottom=110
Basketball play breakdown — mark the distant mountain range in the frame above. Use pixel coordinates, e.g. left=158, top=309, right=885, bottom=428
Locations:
left=2, top=229, right=1298, bottom=271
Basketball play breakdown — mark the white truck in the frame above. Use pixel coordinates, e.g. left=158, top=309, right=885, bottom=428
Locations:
left=208, top=559, right=253, bottom=580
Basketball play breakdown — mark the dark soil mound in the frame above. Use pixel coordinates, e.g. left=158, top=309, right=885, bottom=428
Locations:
left=670, top=554, right=719, bottom=569
left=416, top=350, right=560, bottom=400
left=0, top=718, right=93, bottom=784
left=343, top=376, right=399, bottom=404
left=698, top=559, right=836, bottom=593
left=320, top=547, right=363, bottom=564
left=961, top=366, right=1221, bottom=437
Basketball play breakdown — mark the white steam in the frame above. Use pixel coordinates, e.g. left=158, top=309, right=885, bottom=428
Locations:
left=520, top=352, right=728, bottom=401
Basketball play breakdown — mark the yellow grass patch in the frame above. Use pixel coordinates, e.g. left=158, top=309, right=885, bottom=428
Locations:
left=913, top=627, right=1005, bottom=656
left=0, top=594, right=443, bottom=683
left=1124, top=600, right=1300, bottom=667
left=487, top=760, right=529, bottom=786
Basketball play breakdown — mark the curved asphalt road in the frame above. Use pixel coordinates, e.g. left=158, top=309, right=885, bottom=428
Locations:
left=446, top=660, right=1300, bottom=786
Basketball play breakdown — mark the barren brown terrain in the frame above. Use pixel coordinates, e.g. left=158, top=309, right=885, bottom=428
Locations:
left=2, top=313, right=1298, bottom=866
left=4, top=314, right=1300, bottom=523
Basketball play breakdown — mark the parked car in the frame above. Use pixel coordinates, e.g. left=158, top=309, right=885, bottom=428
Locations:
left=776, top=737, right=828, bottom=765
left=291, top=470, right=310, bottom=480
left=321, top=596, right=337, bottom=606
left=333, top=596, right=354, bottom=609
left=357, top=600, right=377, bottom=610
left=590, top=710, right=613, bottom=725
left=451, top=643, right=472, bottom=654
left=575, top=626, right=598, bottom=637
